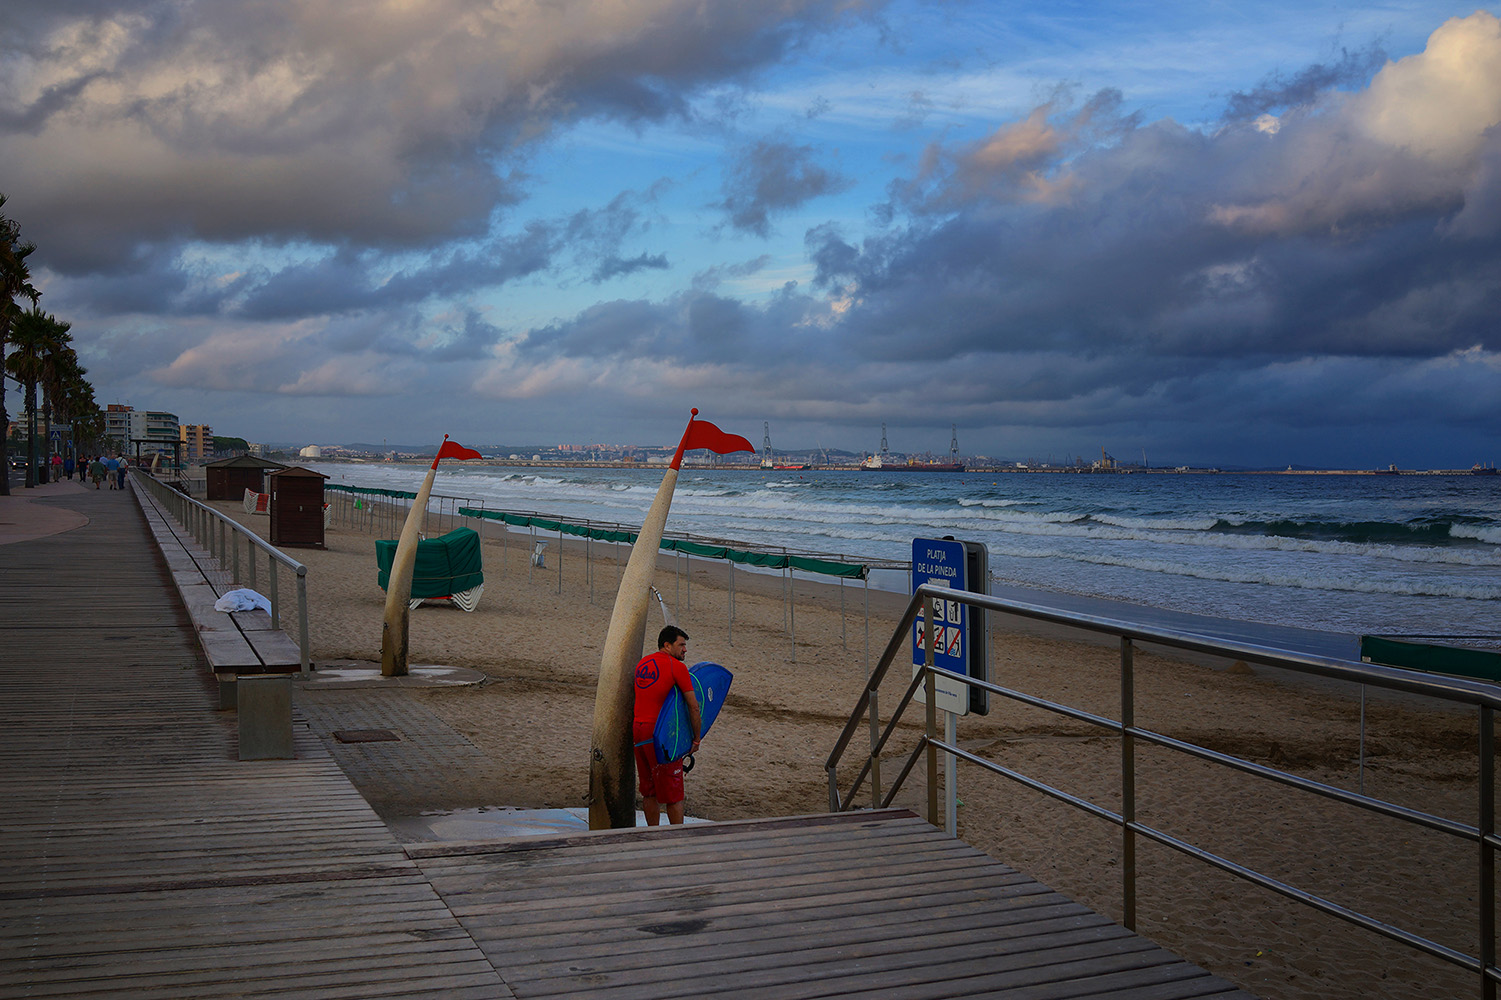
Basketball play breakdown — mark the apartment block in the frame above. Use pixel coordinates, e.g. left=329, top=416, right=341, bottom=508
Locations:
left=181, top=424, right=213, bottom=463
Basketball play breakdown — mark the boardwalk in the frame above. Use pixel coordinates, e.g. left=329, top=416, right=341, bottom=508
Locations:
left=0, top=484, right=1255, bottom=999
left=0, top=485, right=510, bottom=999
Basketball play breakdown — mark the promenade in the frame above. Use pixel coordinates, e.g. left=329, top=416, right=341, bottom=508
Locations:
left=0, top=481, right=510, bottom=998
left=0, top=481, right=1254, bottom=999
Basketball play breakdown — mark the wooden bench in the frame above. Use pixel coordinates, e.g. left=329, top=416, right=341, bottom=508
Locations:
left=130, top=482, right=304, bottom=759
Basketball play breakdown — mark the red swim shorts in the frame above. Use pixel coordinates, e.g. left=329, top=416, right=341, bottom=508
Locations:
left=634, top=742, right=684, bottom=805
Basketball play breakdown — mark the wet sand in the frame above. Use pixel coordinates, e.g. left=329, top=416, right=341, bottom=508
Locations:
left=213, top=495, right=1486, bottom=1000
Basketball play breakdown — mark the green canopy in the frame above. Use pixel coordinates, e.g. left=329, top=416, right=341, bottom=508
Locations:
left=376, top=527, right=485, bottom=598
left=1360, top=635, right=1501, bottom=683
left=459, top=507, right=868, bottom=580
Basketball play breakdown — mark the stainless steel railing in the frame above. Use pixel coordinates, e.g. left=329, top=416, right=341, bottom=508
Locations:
left=826, top=583, right=1499, bottom=999
left=134, top=470, right=310, bottom=672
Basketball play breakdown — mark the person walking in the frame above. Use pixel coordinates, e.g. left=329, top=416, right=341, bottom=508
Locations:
left=115, top=455, right=129, bottom=490
left=631, top=625, right=702, bottom=826
left=88, top=456, right=106, bottom=489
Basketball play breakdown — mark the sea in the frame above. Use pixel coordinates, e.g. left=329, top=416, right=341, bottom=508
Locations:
left=309, top=463, right=1501, bottom=656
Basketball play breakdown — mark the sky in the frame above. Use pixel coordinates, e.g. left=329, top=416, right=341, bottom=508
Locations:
left=2, top=1, right=1498, bottom=468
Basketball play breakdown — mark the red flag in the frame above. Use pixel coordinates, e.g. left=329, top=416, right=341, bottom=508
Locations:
left=431, top=436, right=482, bottom=469
left=670, top=409, right=754, bottom=469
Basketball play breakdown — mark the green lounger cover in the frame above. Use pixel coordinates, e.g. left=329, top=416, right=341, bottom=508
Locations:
left=376, top=527, right=484, bottom=598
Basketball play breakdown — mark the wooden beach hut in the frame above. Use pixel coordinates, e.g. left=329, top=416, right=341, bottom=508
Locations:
left=204, top=455, right=288, bottom=500
left=268, top=466, right=328, bottom=548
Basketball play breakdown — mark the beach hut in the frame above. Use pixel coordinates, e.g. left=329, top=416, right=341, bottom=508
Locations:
left=204, top=455, right=288, bottom=500
left=269, top=466, right=328, bottom=548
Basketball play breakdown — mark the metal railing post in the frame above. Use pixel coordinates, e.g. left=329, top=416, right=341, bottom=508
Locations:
left=924, top=594, right=937, bottom=827
left=1122, top=636, right=1137, bottom=931
left=268, top=559, right=279, bottom=629
left=1482, top=705, right=1495, bottom=1000
left=297, top=568, right=310, bottom=675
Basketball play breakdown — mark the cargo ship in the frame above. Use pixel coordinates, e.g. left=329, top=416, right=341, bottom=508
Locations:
left=859, top=454, right=964, bottom=472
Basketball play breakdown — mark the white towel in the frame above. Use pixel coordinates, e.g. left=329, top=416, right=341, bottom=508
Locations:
left=214, top=588, right=272, bottom=613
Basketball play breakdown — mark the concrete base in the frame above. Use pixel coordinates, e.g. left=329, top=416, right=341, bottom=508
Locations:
left=216, top=672, right=238, bottom=710
left=238, top=675, right=293, bottom=760
left=297, top=661, right=486, bottom=689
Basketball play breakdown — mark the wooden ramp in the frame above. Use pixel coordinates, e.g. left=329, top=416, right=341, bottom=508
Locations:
left=412, top=811, right=1256, bottom=1000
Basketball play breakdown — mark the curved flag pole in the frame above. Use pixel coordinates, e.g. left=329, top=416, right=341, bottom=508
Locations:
left=588, top=409, right=753, bottom=829
left=380, top=435, right=481, bottom=677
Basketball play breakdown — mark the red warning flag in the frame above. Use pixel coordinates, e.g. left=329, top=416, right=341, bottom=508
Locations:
left=431, top=436, right=483, bottom=469
left=669, top=409, right=755, bottom=470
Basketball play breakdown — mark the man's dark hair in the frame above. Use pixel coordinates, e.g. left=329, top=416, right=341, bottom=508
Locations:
left=658, top=625, right=689, bottom=648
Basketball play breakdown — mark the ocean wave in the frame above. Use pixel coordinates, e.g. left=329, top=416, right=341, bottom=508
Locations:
left=1451, top=523, right=1501, bottom=545
left=988, top=545, right=1501, bottom=602
left=1093, top=514, right=1220, bottom=531
left=699, top=505, right=1501, bottom=567
left=1213, top=517, right=1483, bottom=546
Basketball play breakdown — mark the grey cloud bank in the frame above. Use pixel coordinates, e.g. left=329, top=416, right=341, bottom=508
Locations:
left=1, top=3, right=1498, bottom=468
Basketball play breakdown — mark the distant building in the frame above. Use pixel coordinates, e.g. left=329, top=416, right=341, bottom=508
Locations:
left=180, top=423, right=212, bottom=463
left=248, top=443, right=264, bottom=457
left=105, top=404, right=179, bottom=460
left=299, top=445, right=323, bottom=459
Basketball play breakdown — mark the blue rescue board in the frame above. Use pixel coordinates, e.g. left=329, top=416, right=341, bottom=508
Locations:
left=654, top=661, right=733, bottom=764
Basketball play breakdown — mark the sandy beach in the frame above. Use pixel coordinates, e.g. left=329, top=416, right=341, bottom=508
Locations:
left=208, top=493, right=1484, bottom=1000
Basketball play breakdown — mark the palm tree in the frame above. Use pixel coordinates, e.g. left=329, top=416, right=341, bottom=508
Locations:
left=0, top=193, right=41, bottom=496
left=7, top=307, right=71, bottom=487
left=50, top=349, right=99, bottom=470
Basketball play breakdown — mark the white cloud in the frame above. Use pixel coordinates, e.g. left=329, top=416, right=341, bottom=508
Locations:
left=1208, top=11, right=1501, bottom=237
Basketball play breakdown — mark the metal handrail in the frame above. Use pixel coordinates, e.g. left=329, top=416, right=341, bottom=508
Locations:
left=826, top=582, right=1500, bottom=998
left=134, top=470, right=310, bottom=672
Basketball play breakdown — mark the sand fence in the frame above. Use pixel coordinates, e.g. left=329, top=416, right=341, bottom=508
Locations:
left=323, top=481, right=907, bottom=669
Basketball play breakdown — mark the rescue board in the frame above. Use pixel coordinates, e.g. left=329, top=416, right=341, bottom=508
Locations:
left=654, top=661, right=733, bottom=764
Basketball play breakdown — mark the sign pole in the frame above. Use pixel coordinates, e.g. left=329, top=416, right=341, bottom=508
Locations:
left=944, top=710, right=958, bottom=836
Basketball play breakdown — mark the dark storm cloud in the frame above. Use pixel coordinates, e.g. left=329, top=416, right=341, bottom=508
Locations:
left=819, top=15, right=1501, bottom=372
left=0, top=0, right=881, bottom=272
left=591, top=252, right=670, bottom=283
left=518, top=282, right=823, bottom=366
left=53, top=185, right=665, bottom=321
left=717, top=138, right=854, bottom=236
left=1222, top=44, right=1388, bottom=121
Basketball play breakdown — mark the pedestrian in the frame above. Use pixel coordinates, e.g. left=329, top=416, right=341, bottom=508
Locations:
left=63, top=455, right=74, bottom=480
left=88, top=456, right=106, bottom=489
left=116, top=455, right=129, bottom=490
left=631, top=625, right=702, bottom=826
left=104, top=455, right=119, bottom=489
left=50, top=453, right=62, bottom=482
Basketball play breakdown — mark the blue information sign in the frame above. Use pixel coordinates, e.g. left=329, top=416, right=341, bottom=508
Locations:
left=912, top=537, right=970, bottom=714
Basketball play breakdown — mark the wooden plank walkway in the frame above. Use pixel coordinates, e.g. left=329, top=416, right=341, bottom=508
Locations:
left=0, top=484, right=1256, bottom=999
left=412, top=811, right=1255, bottom=999
left=0, top=485, right=512, bottom=999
